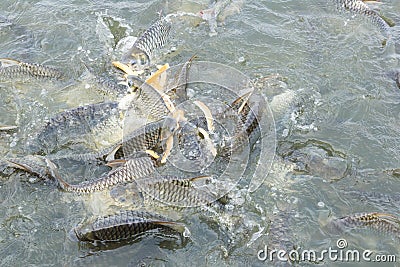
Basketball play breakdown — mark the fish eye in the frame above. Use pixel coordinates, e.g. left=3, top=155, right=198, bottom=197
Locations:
left=129, top=59, right=137, bottom=66
left=127, top=79, right=134, bottom=87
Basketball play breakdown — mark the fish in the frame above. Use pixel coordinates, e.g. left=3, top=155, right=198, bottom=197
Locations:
left=0, top=58, right=64, bottom=82
left=109, top=116, right=179, bottom=161
left=74, top=210, right=189, bottom=242
left=121, top=18, right=171, bottom=69
left=47, top=156, right=156, bottom=193
left=330, top=212, right=400, bottom=241
left=166, top=55, right=197, bottom=105
left=47, top=116, right=179, bottom=163
left=26, top=101, right=122, bottom=154
left=136, top=175, right=217, bottom=208
left=93, top=75, right=129, bottom=97
left=173, top=118, right=217, bottom=170
left=126, top=75, right=173, bottom=120
left=218, top=91, right=262, bottom=157
left=333, top=0, right=393, bottom=32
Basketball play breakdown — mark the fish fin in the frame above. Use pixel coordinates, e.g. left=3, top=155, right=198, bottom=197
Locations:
left=189, top=175, right=211, bottom=182
left=0, top=125, right=18, bottom=131
left=145, top=63, right=170, bottom=91
left=106, top=159, right=127, bottom=168
left=145, top=149, right=160, bottom=159
left=378, top=14, right=395, bottom=27
left=160, top=134, right=174, bottom=164
left=112, top=61, right=137, bottom=76
left=105, top=144, right=122, bottom=161
left=45, top=158, right=70, bottom=190
left=193, top=101, right=214, bottom=133
left=5, top=159, right=32, bottom=172
left=0, top=58, right=21, bottom=67
left=228, top=90, right=253, bottom=114
left=153, top=221, right=190, bottom=236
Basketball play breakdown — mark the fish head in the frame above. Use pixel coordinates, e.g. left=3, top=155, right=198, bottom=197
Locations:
left=161, top=116, right=179, bottom=140
left=121, top=47, right=150, bottom=70
left=126, top=75, right=143, bottom=95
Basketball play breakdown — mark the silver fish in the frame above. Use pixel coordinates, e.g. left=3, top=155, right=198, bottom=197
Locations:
left=74, top=210, right=189, bottom=242
left=121, top=18, right=171, bottom=68
left=331, top=212, right=400, bottom=241
left=136, top=175, right=217, bottom=208
left=334, top=0, right=393, bottom=32
left=166, top=55, right=197, bottom=105
left=113, top=117, right=178, bottom=160
left=48, top=156, right=155, bottom=193
left=218, top=92, right=262, bottom=157
left=27, top=101, right=121, bottom=154
left=126, top=75, right=172, bottom=120
left=0, top=58, right=64, bottom=82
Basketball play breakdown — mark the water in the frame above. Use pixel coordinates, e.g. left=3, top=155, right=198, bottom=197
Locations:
left=0, top=0, right=399, bottom=266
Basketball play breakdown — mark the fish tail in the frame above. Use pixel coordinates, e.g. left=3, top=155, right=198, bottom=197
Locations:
left=45, top=158, right=71, bottom=191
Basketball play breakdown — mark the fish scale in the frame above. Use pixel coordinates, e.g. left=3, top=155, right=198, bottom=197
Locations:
left=52, top=156, right=156, bottom=193
left=122, top=18, right=171, bottom=66
left=333, top=0, right=392, bottom=32
left=137, top=176, right=217, bottom=207
left=0, top=58, right=64, bottom=81
left=127, top=75, right=171, bottom=120
left=27, top=102, right=121, bottom=154
left=75, top=210, right=188, bottom=242
left=115, top=117, right=177, bottom=160
left=332, top=212, right=400, bottom=241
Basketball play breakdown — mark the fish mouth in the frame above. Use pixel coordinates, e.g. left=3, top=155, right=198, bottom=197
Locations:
left=121, top=48, right=150, bottom=69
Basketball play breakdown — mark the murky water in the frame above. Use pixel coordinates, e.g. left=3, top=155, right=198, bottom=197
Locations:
left=0, top=0, right=399, bottom=266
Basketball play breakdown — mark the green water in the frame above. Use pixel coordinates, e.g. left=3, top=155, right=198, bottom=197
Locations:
left=0, top=0, right=399, bottom=266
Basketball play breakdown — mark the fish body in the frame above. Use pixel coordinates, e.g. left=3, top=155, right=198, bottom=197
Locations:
left=50, top=156, right=155, bottom=193
left=166, top=55, right=197, bottom=105
left=127, top=75, right=172, bottom=120
left=113, top=117, right=178, bottom=160
left=331, top=212, right=400, bottom=241
left=334, top=0, right=392, bottom=32
left=0, top=58, right=64, bottom=82
left=136, top=175, right=216, bottom=207
left=27, top=102, right=121, bottom=154
left=74, top=210, right=188, bottom=242
left=94, top=75, right=129, bottom=97
left=218, top=92, right=262, bottom=157
left=122, top=18, right=171, bottom=68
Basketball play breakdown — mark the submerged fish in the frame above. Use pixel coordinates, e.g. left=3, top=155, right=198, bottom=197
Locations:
left=331, top=212, right=400, bottom=241
left=48, top=156, right=155, bottom=193
left=121, top=18, right=171, bottom=68
left=333, top=0, right=393, bottom=32
left=27, top=101, right=122, bottom=154
left=74, top=210, right=189, bottom=242
left=0, top=58, right=64, bottom=82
